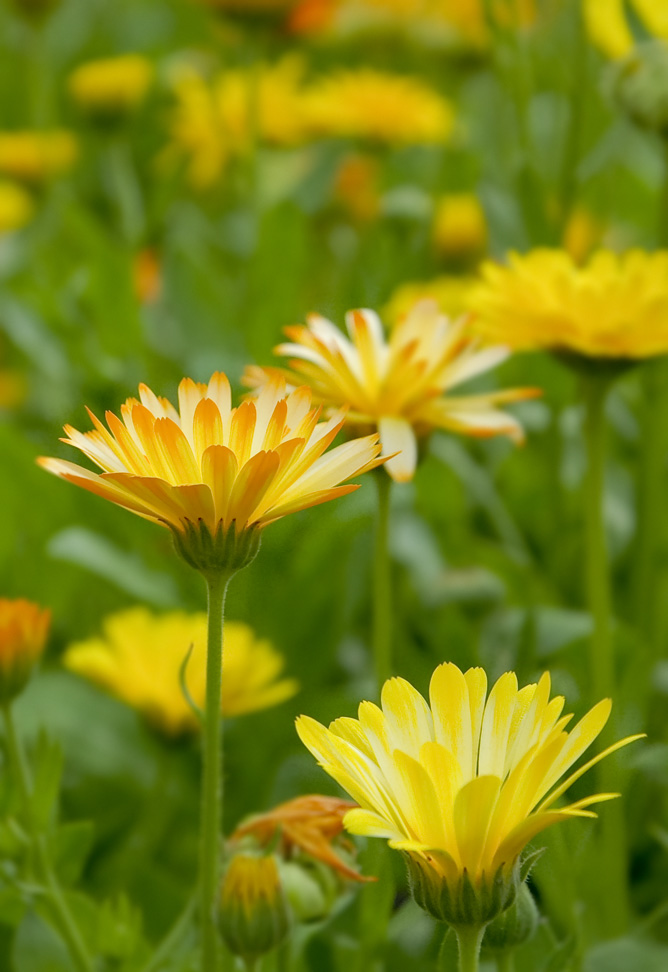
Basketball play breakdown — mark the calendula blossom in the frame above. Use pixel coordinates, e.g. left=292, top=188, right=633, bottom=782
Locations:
left=472, top=249, right=668, bottom=361
left=64, top=608, right=298, bottom=735
left=0, top=131, right=77, bottom=184
left=584, top=0, right=668, bottom=60
left=39, top=372, right=383, bottom=572
left=244, top=303, right=537, bottom=483
left=68, top=54, right=153, bottom=115
left=297, top=663, right=642, bottom=924
left=0, top=599, right=50, bottom=704
left=232, top=794, right=369, bottom=881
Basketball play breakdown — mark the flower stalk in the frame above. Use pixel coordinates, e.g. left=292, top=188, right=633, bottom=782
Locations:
left=199, top=568, right=234, bottom=972
left=2, top=705, right=93, bottom=972
left=452, top=925, right=485, bottom=972
left=372, top=472, right=392, bottom=692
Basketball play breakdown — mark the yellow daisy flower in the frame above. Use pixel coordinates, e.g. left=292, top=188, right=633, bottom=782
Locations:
left=472, top=249, right=668, bottom=360
left=39, top=372, right=383, bottom=571
left=305, top=68, right=454, bottom=145
left=584, top=0, right=668, bottom=60
left=0, top=599, right=50, bottom=704
left=0, top=131, right=77, bottom=184
left=243, top=303, right=538, bottom=483
left=68, top=54, right=153, bottom=116
left=297, top=663, right=642, bottom=923
left=64, top=608, right=298, bottom=735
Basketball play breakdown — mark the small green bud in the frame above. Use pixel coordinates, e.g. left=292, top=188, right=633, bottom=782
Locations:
left=278, top=859, right=340, bottom=923
left=219, top=853, right=291, bottom=962
left=610, top=41, right=668, bottom=137
left=482, top=883, right=539, bottom=954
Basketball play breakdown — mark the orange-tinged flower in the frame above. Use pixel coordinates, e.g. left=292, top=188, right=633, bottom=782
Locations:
left=133, top=248, right=162, bottom=304
left=244, top=303, right=538, bottom=483
left=0, top=599, right=50, bottom=703
left=39, top=373, right=384, bottom=570
left=232, top=794, right=371, bottom=881
left=64, top=608, right=298, bottom=735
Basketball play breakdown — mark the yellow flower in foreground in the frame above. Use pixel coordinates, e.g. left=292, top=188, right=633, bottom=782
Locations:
left=0, top=131, right=77, bottom=184
left=305, top=68, right=454, bottom=145
left=584, top=0, right=668, bottom=60
left=0, top=180, right=34, bottom=233
left=39, top=372, right=383, bottom=571
left=297, top=664, right=642, bottom=923
left=68, top=54, right=153, bottom=115
left=472, top=249, right=668, bottom=360
left=64, top=608, right=297, bottom=734
left=244, top=303, right=538, bottom=483
left=384, top=276, right=478, bottom=327
left=0, top=599, right=50, bottom=704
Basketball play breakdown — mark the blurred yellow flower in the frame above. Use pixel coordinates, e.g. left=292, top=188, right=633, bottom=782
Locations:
left=584, top=0, right=668, bottom=60
left=561, top=207, right=605, bottom=265
left=297, top=664, right=641, bottom=917
left=39, top=372, right=384, bottom=570
left=384, top=276, right=478, bottom=326
left=68, top=54, right=153, bottom=116
left=472, top=249, right=668, bottom=359
left=306, top=68, right=454, bottom=144
left=232, top=794, right=369, bottom=881
left=0, top=599, right=50, bottom=704
left=244, top=303, right=538, bottom=483
left=200, top=0, right=299, bottom=11
left=166, top=57, right=310, bottom=189
left=432, top=193, right=488, bottom=262
left=0, top=180, right=34, bottom=233
left=0, top=131, right=77, bottom=184
left=64, top=608, right=298, bottom=734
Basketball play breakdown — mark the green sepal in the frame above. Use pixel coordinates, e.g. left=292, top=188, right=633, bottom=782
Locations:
left=170, top=519, right=262, bottom=576
left=482, top=883, right=540, bottom=954
left=405, top=854, right=521, bottom=927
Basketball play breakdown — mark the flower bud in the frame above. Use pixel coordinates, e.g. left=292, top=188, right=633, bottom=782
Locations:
left=219, top=853, right=291, bottom=962
left=278, top=858, right=339, bottom=923
left=610, top=41, right=668, bottom=137
left=0, top=599, right=50, bottom=704
left=482, top=883, right=539, bottom=953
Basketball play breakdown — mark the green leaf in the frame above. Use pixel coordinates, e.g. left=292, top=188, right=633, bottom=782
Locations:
left=12, top=911, right=74, bottom=972
left=51, top=821, right=95, bottom=887
left=30, top=731, right=63, bottom=832
left=584, top=938, right=668, bottom=972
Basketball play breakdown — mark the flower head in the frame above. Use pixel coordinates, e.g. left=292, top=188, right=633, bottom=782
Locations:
left=0, top=180, right=34, bottom=233
left=305, top=68, right=454, bottom=145
left=432, top=193, right=488, bottom=263
left=244, top=303, right=538, bottom=482
left=63, top=608, right=298, bottom=735
left=0, top=599, right=50, bottom=704
left=68, top=55, right=153, bottom=117
left=472, top=249, right=668, bottom=361
left=584, top=0, right=668, bottom=60
left=39, top=372, right=383, bottom=571
left=232, top=794, right=370, bottom=881
left=0, top=131, right=77, bottom=184
left=220, top=854, right=290, bottom=962
left=297, top=663, right=642, bottom=924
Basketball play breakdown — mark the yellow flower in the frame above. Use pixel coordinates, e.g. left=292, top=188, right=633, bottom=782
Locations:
left=243, top=304, right=538, bottom=483
left=232, top=794, right=369, bottom=881
left=305, top=68, right=454, bottom=145
left=0, top=599, right=50, bottom=703
left=472, top=249, right=668, bottom=360
left=63, top=608, right=297, bottom=735
left=219, top=854, right=290, bottom=962
left=561, top=206, right=605, bottom=265
left=384, top=276, right=478, bottom=327
left=68, top=55, right=153, bottom=116
left=432, top=193, right=488, bottom=262
left=0, top=180, right=34, bottom=233
left=38, top=372, right=384, bottom=571
left=297, top=664, right=642, bottom=923
left=584, top=0, right=668, bottom=60
left=166, top=57, right=310, bottom=189
left=0, top=131, right=77, bottom=184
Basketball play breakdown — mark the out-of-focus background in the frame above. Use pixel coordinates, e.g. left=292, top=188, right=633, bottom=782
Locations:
left=1, top=0, right=668, bottom=969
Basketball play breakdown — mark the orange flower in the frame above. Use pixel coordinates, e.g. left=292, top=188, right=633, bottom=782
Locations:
left=0, top=599, right=50, bottom=703
left=232, top=794, right=372, bottom=881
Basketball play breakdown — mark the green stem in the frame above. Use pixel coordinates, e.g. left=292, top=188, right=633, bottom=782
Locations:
left=453, top=926, right=485, bottom=972
left=2, top=706, right=93, bottom=972
left=496, top=951, right=515, bottom=972
left=140, top=895, right=196, bottom=972
left=581, top=374, right=629, bottom=935
left=200, top=570, right=234, bottom=972
left=372, top=473, right=392, bottom=694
